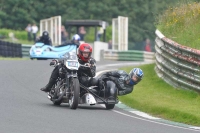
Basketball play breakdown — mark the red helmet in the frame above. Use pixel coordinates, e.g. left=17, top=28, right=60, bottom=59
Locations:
left=78, top=43, right=92, bottom=62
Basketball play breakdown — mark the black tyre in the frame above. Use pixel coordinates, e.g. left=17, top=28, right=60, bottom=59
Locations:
left=69, top=78, right=80, bottom=109
left=105, top=104, right=115, bottom=110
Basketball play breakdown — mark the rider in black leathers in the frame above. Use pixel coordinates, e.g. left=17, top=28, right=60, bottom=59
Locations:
left=56, top=34, right=81, bottom=48
left=36, top=31, right=52, bottom=46
left=99, top=68, right=144, bottom=96
left=40, top=43, right=98, bottom=92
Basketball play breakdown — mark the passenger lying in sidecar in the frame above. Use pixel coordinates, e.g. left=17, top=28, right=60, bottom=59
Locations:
left=79, top=67, right=144, bottom=109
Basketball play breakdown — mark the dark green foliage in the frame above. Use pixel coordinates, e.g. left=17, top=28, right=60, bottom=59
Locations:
left=0, top=0, right=182, bottom=44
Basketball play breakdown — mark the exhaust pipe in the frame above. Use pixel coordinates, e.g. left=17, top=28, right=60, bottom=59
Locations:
left=47, top=95, right=52, bottom=99
left=52, top=89, right=66, bottom=103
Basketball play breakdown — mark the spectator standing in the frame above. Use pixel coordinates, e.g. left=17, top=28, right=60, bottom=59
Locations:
left=32, top=24, right=38, bottom=42
left=144, top=38, right=151, bottom=52
left=25, top=24, right=32, bottom=41
left=78, top=26, right=86, bottom=41
left=108, top=40, right=112, bottom=49
left=96, top=27, right=104, bottom=41
left=61, top=25, right=68, bottom=44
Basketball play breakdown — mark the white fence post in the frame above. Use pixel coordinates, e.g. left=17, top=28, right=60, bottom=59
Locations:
left=40, top=16, right=61, bottom=46
left=112, top=16, right=128, bottom=51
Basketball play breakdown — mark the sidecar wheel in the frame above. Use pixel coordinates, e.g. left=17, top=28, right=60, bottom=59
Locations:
left=105, top=104, right=115, bottom=110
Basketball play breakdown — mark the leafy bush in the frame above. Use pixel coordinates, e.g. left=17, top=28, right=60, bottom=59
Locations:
left=0, top=29, right=28, bottom=40
left=84, top=25, right=112, bottom=43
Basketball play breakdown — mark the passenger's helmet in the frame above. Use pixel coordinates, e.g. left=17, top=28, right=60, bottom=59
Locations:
left=42, top=31, right=49, bottom=39
left=72, top=34, right=80, bottom=41
left=129, top=68, right=143, bottom=85
left=78, top=43, right=92, bottom=62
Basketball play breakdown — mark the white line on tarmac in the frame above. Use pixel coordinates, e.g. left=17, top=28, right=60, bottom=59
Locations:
left=112, top=110, right=200, bottom=132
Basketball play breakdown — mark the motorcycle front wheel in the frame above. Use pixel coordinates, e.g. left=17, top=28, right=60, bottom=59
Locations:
left=69, top=78, right=80, bottom=109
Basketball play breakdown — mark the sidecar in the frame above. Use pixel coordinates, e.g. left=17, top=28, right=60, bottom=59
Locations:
left=29, top=42, right=77, bottom=60
left=79, top=80, right=119, bottom=110
left=48, top=79, right=118, bottom=110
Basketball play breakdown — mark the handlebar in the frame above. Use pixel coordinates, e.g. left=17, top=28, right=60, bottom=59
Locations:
left=50, top=59, right=66, bottom=67
left=50, top=59, right=91, bottom=68
left=50, top=60, right=57, bottom=66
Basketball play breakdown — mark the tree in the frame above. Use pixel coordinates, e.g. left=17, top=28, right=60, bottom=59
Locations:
left=0, top=0, right=179, bottom=47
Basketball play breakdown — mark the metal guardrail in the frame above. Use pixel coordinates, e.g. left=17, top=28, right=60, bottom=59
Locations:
left=102, top=50, right=155, bottom=62
left=21, top=44, right=31, bottom=58
left=143, top=51, right=155, bottom=62
left=155, top=29, right=200, bottom=92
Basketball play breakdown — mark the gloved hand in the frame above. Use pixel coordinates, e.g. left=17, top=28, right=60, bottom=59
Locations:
left=49, top=59, right=57, bottom=66
left=89, top=59, right=95, bottom=65
left=85, top=63, right=91, bottom=67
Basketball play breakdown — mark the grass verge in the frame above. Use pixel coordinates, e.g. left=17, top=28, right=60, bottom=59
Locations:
left=119, top=63, right=200, bottom=126
left=156, top=2, right=200, bottom=49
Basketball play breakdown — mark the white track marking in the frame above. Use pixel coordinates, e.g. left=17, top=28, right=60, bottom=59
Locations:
left=129, top=111, right=160, bottom=120
left=113, top=110, right=200, bottom=132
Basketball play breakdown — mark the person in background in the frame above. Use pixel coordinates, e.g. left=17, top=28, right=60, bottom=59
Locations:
left=36, top=31, right=52, bottom=46
left=108, top=40, right=112, bottom=49
left=57, top=34, right=81, bottom=48
left=71, top=34, right=81, bottom=46
left=32, top=24, right=38, bottom=42
left=61, top=25, right=68, bottom=44
left=144, top=38, right=152, bottom=52
left=78, top=26, right=86, bottom=41
left=25, top=24, right=32, bottom=41
left=96, top=27, right=104, bottom=41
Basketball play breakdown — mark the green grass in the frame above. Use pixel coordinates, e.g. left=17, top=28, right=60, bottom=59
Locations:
left=119, top=63, right=200, bottom=126
left=156, top=2, right=200, bottom=49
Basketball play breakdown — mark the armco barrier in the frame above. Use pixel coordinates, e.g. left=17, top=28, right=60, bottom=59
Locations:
left=143, top=51, right=155, bottom=62
left=118, top=51, right=143, bottom=61
left=103, top=50, right=155, bottom=62
left=21, top=44, right=31, bottom=58
left=155, top=29, right=200, bottom=92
